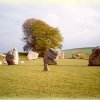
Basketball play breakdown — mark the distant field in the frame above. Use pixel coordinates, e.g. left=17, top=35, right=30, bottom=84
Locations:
left=0, top=47, right=94, bottom=60
left=0, top=53, right=100, bottom=100
left=63, top=47, right=94, bottom=58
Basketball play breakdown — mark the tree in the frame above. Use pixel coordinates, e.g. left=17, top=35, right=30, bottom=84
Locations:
left=22, top=18, right=63, bottom=56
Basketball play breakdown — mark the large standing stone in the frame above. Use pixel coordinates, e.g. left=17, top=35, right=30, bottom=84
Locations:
left=6, top=48, right=19, bottom=65
left=88, top=46, right=100, bottom=66
left=43, top=48, right=59, bottom=71
left=27, top=51, right=38, bottom=60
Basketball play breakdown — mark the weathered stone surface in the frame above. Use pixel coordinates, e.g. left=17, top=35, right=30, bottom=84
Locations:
left=27, top=51, right=38, bottom=60
left=88, top=46, right=100, bottom=66
left=0, top=61, right=2, bottom=65
left=0, top=54, right=6, bottom=64
left=43, top=48, right=59, bottom=71
left=44, top=48, right=58, bottom=65
left=57, top=51, right=64, bottom=59
left=6, top=48, right=19, bottom=65
left=20, top=61, right=24, bottom=64
left=0, top=54, right=6, bottom=57
left=72, top=52, right=87, bottom=59
left=2, top=59, right=7, bottom=64
left=44, top=64, right=49, bottom=71
left=72, top=52, right=81, bottom=59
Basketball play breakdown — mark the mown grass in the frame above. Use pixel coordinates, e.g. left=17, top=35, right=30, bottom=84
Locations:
left=0, top=56, right=100, bottom=99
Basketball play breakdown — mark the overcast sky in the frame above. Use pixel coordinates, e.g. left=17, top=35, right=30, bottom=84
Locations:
left=0, top=0, right=100, bottom=53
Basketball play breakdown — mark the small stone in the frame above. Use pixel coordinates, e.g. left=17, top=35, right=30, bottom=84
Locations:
left=44, top=64, right=49, bottom=71
left=20, top=61, right=24, bottom=64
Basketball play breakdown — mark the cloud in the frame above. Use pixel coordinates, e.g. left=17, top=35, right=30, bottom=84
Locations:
left=43, top=13, right=60, bottom=27
left=54, top=4, right=100, bottom=49
left=58, top=4, right=100, bottom=35
left=0, top=3, right=100, bottom=53
left=1, top=0, right=100, bottom=4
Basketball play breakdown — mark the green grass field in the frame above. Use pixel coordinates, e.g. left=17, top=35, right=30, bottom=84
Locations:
left=0, top=53, right=100, bottom=100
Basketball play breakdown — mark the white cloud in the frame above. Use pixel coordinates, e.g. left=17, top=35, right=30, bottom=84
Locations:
left=61, top=4, right=100, bottom=25
left=58, top=4, right=100, bottom=35
left=43, top=13, right=60, bottom=27
left=55, top=4, right=100, bottom=49
left=0, top=3, right=100, bottom=52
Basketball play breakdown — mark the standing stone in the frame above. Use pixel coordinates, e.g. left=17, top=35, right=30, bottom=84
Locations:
left=57, top=51, right=64, bottom=59
left=88, top=46, right=100, bottom=66
left=27, top=51, right=38, bottom=60
left=2, top=59, right=7, bottom=64
left=44, top=64, right=49, bottom=71
left=0, top=54, right=6, bottom=64
left=72, top=53, right=76, bottom=59
left=72, top=52, right=86, bottom=59
left=0, top=61, right=2, bottom=65
left=43, top=48, right=59, bottom=71
left=6, top=48, right=19, bottom=65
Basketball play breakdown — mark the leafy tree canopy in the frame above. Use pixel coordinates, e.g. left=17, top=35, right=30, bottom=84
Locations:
left=22, top=18, right=63, bottom=56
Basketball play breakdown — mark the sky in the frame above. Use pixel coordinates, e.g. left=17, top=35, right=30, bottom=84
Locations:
left=0, top=0, right=100, bottom=53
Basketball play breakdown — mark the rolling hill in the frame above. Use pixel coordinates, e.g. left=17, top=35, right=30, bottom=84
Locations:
left=63, top=47, right=94, bottom=58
